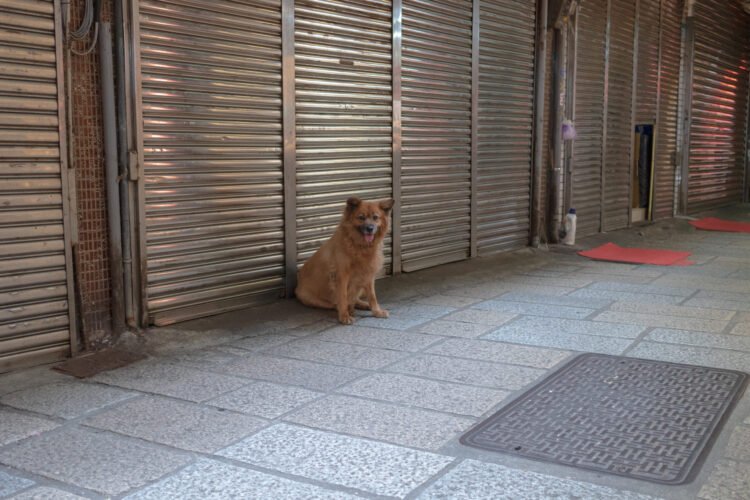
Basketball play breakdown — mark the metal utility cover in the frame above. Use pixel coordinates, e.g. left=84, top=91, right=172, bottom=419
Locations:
left=460, top=353, right=748, bottom=484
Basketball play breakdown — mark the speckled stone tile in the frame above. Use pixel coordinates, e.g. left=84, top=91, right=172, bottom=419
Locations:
left=388, top=354, right=544, bottom=390
left=496, top=291, right=611, bottom=309
left=609, top=301, right=735, bottom=320
left=489, top=316, right=645, bottom=339
left=414, top=294, right=482, bottom=308
left=0, top=427, right=189, bottom=496
left=0, top=382, right=136, bottom=419
left=724, top=425, right=750, bottom=462
left=337, top=373, right=509, bottom=417
left=587, top=281, right=696, bottom=296
left=218, top=424, right=453, bottom=497
left=569, top=288, right=684, bottom=305
left=593, top=311, right=727, bottom=333
left=426, top=338, right=569, bottom=368
left=685, top=298, right=750, bottom=313
left=284, top=394, right=474, bottom=450
left=484, top=326, right=635, bottom=355
left=473, top=300, right=593, bottom=320
left=730, top=323, right=750, bottom=336
left=314, top=325, right=440, bottom=352
left=418, top=320, right=494, bottom=338
left=355, top=304, right=454, bottom=330
left=626, top=342, right=750, bottom=372
left=652, top=275, right=750, bottom=294
left=230, top=334, right=299, bottom=352
left=83, top=396, right=265, bottom=453
left=442, top=309, right=518, bottom=326
left=124, top=458, right=356, bottom=500
left=645, top=329, right=750, bottom=352
left=92, top=361, right=248, bottom=402
left=223, top=354, right=363, bottom=391
left=207, top=382, right=322, bottom=419
left=0, top=470, right=34, bottom=497
left=0, top=408, right=58, bottom=446
left=9, top=486, right=88, bottom=500
left=265, top=338, right=408, bottom=370
left=698, top=460, right=750, bottom=500
left=417, top=459, right=658, bottom=500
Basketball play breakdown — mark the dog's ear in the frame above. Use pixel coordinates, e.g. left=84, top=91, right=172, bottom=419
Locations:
left=379, top=198, right=394, bottom=214
left=346, top=196, right=362, bottom=212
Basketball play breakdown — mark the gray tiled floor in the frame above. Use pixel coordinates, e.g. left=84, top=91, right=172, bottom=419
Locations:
left=2, top=206, right=750, bottom=499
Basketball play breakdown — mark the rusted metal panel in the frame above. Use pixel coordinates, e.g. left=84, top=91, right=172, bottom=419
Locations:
left=476, top=0, right=537, bottom=255
left=294, top=0, right=393, bottom=272
left=137, top=0, right=285, bottom=325
left=635, top=0, right=660, bottom=125
left=571, top=0, right=607, bottom=236
left=400, top=0, right=473, bottom=271
left=602, top=0, right=636, bottom=231
left=0, top=0, right=72, bottom=372
left=687, top=0, right=750, bottom=212
left=652, top=0, right=683, bottom=220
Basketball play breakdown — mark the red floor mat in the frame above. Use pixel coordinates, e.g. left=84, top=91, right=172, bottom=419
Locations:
left=689, top=217, right=750, bottom=233
left=578, top=243, right=694, bottom=266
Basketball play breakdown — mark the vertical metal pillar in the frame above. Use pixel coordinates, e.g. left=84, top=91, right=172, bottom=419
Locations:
left=282, top=0, right=297, bottom=296
left=392, top=0, right=403, bottom=274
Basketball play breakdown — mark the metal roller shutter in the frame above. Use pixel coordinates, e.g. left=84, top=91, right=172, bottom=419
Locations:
left=137, top=0, right=285, bottom=325
left=477, top=0, right=537, bottom=255
left=652, top=0, right=683, bottom=220
left=401, top=0, right=473, bottom=271
left=635, top=0, right=660, bottom=124
left=602, top=0, right=636, bottom=231
left=294, top=0, right=393, bottom=270
left=540, top=27, right=553, bottom=233
left=0, top=0, right=74, bottom=371
left=687, top=0, right=750, bottom=212
left=571, top=0, right=607, bottom=236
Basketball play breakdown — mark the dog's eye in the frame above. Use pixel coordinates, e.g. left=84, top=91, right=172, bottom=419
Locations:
left=373, top=215, right=379, bottom=220
left=358, top=215, right=365, bottom=221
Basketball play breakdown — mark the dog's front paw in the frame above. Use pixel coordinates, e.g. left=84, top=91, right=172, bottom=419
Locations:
left=338, top=313, right=355, bottom=325
left=373, top=309, right=389, bottom=319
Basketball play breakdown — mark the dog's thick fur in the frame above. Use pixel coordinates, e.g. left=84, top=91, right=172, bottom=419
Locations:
left=295, top=197, right=394, bottom=324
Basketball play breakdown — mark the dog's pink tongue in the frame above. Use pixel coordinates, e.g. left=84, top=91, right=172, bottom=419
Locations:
left=364, top=234, right=374, bottom=244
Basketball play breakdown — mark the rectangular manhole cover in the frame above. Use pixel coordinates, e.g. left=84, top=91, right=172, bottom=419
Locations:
left=460, top=353, right=747, bottom=484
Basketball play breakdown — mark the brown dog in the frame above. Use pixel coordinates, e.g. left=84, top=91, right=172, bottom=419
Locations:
left=295, top=197, right=394, bottom=324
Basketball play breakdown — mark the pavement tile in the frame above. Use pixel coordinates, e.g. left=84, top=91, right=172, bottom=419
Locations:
left=446, top=283, right=573, bottom=299
left=417, top=459, right=659, bottom=500
left=484, top=327, right=635, bottom=355
left=0, top=368, right=69, bottom=397
left=218, top=423, right=453, bottom=497
left=388, top=354, right=545, bottom=390
left=418, top=320, right=495, bottom=338
left=355, top=304, right=454, bottom=330
left=283, top=394, right=474, bottom=450
left=84, top=396, right=266, bottom=453
left=496, top=291, right=611, bottom=309
left=724, top=425, right=750, bottom=462
left=0, top=408, right=58, bottom=447
left=0, top=382, right=136, bottom=419
left=593, top=311, right=727, bottom=333
left=730, top=323, right=750, bottom=336
left=645, top=329, right=750, bottom=352
left=626, top=342, right=750, bottom=372
left=265, top=338, right=408, bottom=370
left=652, top=275, right=750, bottom=294
left=473, top=300, right=594, bottom=320
left=206, top=382, right=322, bottom=419
left=223, top=355, right=363, bottom=391
left=165, top=348, right=242, bottom=371
left=0, top=427, right=189, bottom=496
left=609, top=301, right=736, bottom=320
left=0, top=470, right=34, bottom=497
left=568, top=273, right=656, bottom=285
left=696, top=290, right=750, bottom=302
left=337, top=373, right=509, bottom=417
left=92, top=361, right=248, bottom=402
left=9, top=486, right=88, bottom=500
left=503, top=276, right=594, bottom=288
left=230, top=334, right=299, bottom=352
left=698, top=460, right=750, bottom=500
left=314, top=325, right=440, bottom=352
left=683, top=298, right=750, bottom=313
left=489, top=316, right=645, bottom=338
left=425, top=338, right=568, bottom=368
left=124, top=458, right=356, bottom=500
left=569, top=288, right=684, bottom=305
left=442, top=309, right=517, bottom=326
left=414, top=294, right=482, bottom=307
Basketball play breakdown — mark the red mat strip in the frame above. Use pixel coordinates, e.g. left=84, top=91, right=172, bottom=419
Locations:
left=689, top=217, right=750, bottom=233
left=578, top=243, right=694, bottom=266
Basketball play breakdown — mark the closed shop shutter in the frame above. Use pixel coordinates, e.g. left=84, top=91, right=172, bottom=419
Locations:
left=137, top=0, right=285, bottom=325
left=687, top=0, right=750, bottom=212
left=635, top=0, right=660, bottom=125
left=652, top=0, right=683, bottom=220
left=602, top=0, right=636, bottom=231
left=0, top=0, right=74, bottom=371
left=477, top=0, right=537, bottom=255
left=401, top=0, right=473, bottom=271
left=540, top=28, right=553, bottom=235
left=294, top=0, right=393, bottom=271
left=571, top=0, right=607, bottom=236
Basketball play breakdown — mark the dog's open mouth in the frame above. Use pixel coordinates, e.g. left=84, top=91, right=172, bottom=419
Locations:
left=364, top=233, right=375, bottom=244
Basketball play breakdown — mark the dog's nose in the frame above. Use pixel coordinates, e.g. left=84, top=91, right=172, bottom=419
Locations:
left=365, top=224, right=375, bottom=233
